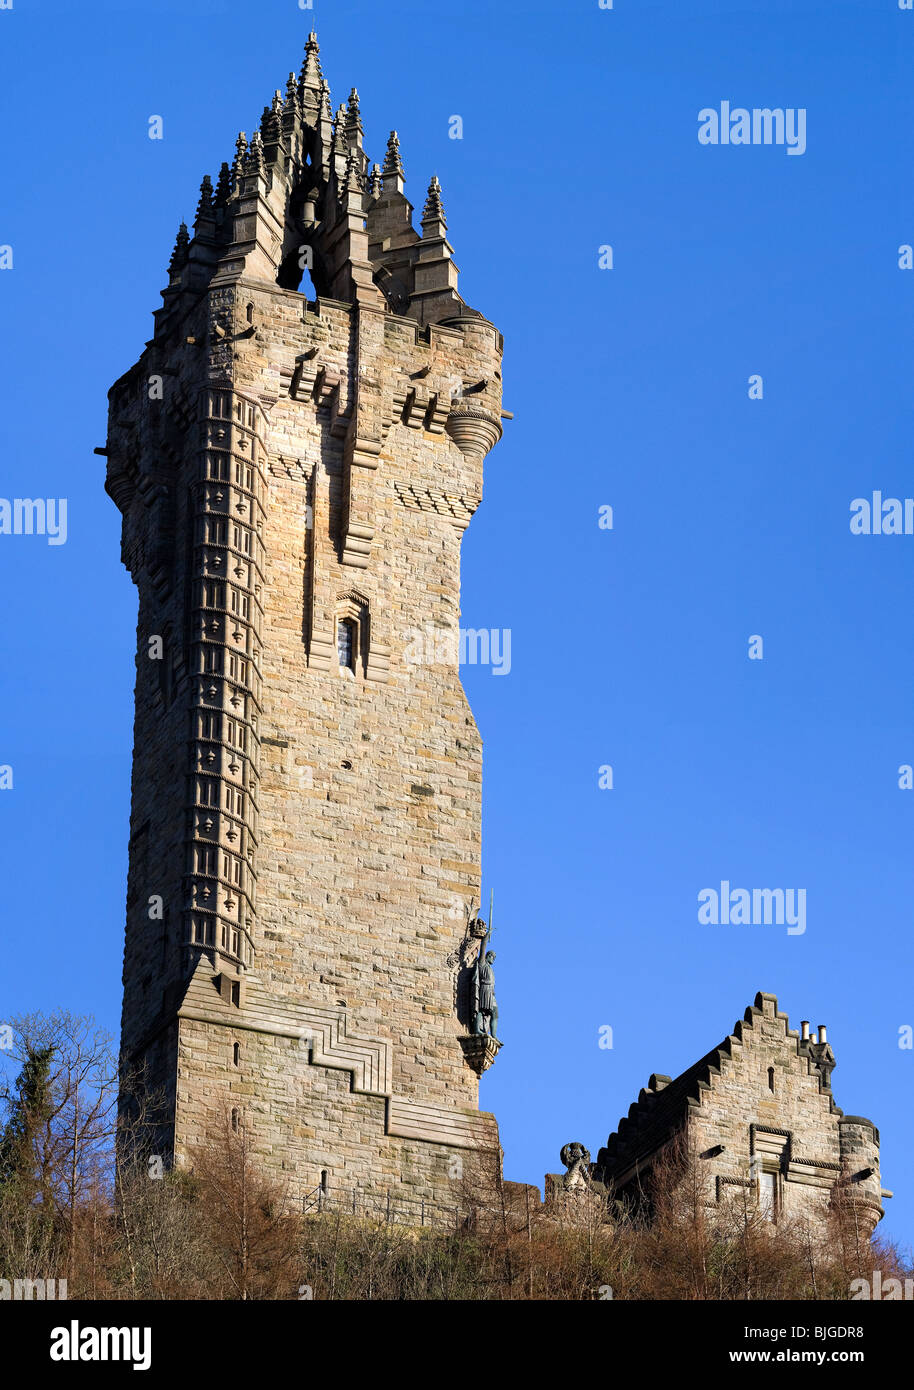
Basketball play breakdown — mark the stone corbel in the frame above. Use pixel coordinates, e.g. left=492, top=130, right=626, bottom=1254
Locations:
left=289, top=348, right=320, bottom=400
left=425, top=392, right=451, bottom=435
left=458, top=1035, right=502, bottom=1076
left=403, top=385, right=430, bottom=429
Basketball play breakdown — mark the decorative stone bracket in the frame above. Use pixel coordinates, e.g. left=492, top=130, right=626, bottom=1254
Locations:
left=459, top=1034, right=502, bottom=1076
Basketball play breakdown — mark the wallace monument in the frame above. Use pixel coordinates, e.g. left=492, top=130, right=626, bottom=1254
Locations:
left=105, top=32, right=505, bottom=1208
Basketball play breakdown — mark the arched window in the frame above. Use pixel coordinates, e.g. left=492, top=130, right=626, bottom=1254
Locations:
left=334, top=591, right=370, bottom=677
left=767, top=1067, right=775, bottom=1093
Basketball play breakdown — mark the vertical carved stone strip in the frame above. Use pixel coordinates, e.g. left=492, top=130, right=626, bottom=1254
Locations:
left=184, top=386, right=267, bottom=978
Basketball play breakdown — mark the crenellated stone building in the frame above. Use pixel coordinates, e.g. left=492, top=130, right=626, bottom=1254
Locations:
left=559, top=993, right=888, bottom=1236
left=104, top=32, right=506, bottom=1208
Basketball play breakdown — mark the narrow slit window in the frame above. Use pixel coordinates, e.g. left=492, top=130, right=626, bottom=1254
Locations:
left=758, top=1170, right=776, bottom=1222
left=337, top=618, right=356, bottom=670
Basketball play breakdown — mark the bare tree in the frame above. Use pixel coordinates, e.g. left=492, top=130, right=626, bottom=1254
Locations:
left=0, top=1011, right=117, bottom=1287
left=189, top=1108, right=300, bottom=1300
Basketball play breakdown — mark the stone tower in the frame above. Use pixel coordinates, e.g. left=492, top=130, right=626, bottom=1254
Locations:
left=104, top=32, right=505, bottom=1208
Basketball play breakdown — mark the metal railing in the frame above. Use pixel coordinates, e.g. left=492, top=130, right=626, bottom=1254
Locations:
left=301, top=1182, right=464, bottom=1230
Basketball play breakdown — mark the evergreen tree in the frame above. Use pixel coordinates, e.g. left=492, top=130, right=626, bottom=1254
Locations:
left=0, top=1045, right=55, bottom=1202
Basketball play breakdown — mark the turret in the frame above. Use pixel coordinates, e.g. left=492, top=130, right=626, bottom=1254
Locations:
left=837, top=1116, right=885, bottom=1237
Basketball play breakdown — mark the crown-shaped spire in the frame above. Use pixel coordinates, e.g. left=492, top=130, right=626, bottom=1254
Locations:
left=382, top=130, right=405, bottom=194
left=284, top=71, right=299, bottom=114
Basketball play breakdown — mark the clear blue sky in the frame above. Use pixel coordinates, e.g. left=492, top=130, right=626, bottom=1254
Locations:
left=1, top=0, right=912, bottom=1251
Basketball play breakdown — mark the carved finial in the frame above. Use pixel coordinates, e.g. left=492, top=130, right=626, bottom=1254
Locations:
left=381, top=131, right=406, bottom=196
left=382, top=130, right=404, bottom=181
left=262, top=95, right=282, bottom=145
left=284, top=72, right=298, bottom=113
left=246, top=131, right=266, bottom=179
left=368, top=163, right=382, bottom=198
left=168, top=221, right=190, bottom=274
left=342, top=146, right=364, bottom=196
left=422, top=174, right=446, bottom=226
left=231, top=132, right=247, bottom=191
left=346, top=87, right=363, bottom=140
left=333, top=103, right=348, bottom=155
left=214, top=162, right=231, bottom=208
left=195, top=174, right=214, bottom=219
left=319, top=78, right=332, bottom=124
left=300, top=29, right=323, bottom=104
